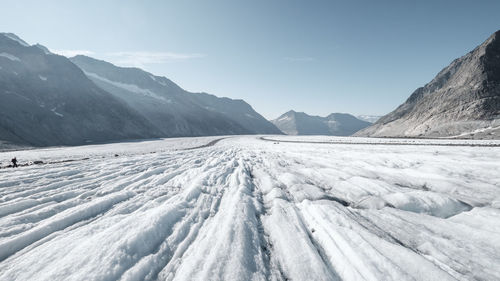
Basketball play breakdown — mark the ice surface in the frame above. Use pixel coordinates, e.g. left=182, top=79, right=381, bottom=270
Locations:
left=0, top=136, right=221, bottom=166
left=263, top=135, right=500, bottom=146
left=0, top=136, right=499, bottom=280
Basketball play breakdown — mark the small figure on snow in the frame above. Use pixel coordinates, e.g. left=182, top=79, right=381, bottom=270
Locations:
left=11, top=157, right=18, bottom=168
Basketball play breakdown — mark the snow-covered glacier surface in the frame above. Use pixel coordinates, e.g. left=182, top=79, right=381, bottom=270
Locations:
left=0, top=136, right=499, bottom=281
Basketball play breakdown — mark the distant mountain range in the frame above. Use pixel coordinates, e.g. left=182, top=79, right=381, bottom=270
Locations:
left=271, top=110, right=371, bottom=136
left=0, top=33, right=281, bottom=146
left=3, top=29, right=499, bottom=145
left=357, top=30, right=500, bottom=139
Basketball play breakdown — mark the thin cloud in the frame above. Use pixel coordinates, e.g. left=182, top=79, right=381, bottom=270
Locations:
left=284, top=56, right=315, bottom=62
left=105, top=51, right=205, bottom=67
left=51, top=49, right=95, bottom=57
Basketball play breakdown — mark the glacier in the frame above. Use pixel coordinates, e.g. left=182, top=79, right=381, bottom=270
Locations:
left=0, top=136, right=499, bottom=280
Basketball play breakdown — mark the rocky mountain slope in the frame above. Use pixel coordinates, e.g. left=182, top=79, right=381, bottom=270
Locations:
left=356, top=30, right=500, bottom=139
left=70, top=55, right=282, bottom=137
left=272, top=110, right=371, bottom=135
left=0, top=33, right=160, bottom=146
left=0, top=33, right=281, bottom=147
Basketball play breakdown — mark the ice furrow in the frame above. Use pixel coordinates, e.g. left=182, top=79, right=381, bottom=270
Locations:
left=0, top=190, right=136, bottom=262
left=167, top=158, right=268, bottom=281
left=0, top=136, right=498, bottom=280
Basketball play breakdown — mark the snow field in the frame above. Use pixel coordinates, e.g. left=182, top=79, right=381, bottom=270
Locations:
left=0, top=136, right=499, bottom=280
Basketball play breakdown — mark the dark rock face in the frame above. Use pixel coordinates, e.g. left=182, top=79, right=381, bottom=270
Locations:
left=0, top=33, right=281, bottom=146
left=70, top=56, right=282, bottom=137
left=271, top=110, right=371, bottom=136
left=0, top=33, right=160, bottom=146
left=357, top=30, right=500, bottom=139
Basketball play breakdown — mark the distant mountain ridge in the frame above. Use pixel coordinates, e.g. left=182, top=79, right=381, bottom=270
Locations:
left=0, top=33, right=281, bottom=146
left=356, top=30, right=500, bottom=139
left=0, top=32, right=160, bottom=146
left=272, top=110, right=371, bottom=136
left=70, top=56, right=281, bottom=137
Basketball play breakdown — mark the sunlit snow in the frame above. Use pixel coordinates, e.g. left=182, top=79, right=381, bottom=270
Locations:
left=0, top=136, right=499, bottom=280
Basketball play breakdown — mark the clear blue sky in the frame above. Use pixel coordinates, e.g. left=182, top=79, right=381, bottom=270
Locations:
left=2, top=0, right=500, bottom=119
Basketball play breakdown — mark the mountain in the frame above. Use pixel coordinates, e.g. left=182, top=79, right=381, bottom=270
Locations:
left=0, top=33, right=281, bottom=147
left=70, top=55, right=282, bottom=137
left=357, top=115, right=382, bottom=123
left=356, top=30, right=500, bottom=139
left=271, top=110, right=371, bottom=136
left=0, top=33, right=161, bottom=146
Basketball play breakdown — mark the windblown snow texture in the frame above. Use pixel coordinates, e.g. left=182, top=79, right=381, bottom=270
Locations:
left=357, top=30, right=500, bottom=139
left=1, top=136, right=499, bottom=281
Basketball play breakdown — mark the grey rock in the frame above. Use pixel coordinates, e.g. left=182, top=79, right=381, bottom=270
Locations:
left=70, top=55, right=282, bottom=137
left=0, top=33, right=161, bottom=146
left=0, top=33, right=281, bottom=147
left=356, top=30, right=500, bottom=139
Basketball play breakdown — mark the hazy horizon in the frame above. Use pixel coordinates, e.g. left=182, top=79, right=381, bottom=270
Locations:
left=2, top=0, right=500, bottom=119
